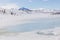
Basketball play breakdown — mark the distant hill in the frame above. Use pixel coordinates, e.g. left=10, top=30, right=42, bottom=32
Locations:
left=19, top=7, right=32, bottom=11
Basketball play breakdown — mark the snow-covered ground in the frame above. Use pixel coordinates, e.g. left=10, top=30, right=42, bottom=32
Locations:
left=0, top=27, right=60, bottom=40
left=0, top=8, right=60, bottom=40
left=0, top=13, right=53, bottom=28
left=0, top=14, right=60, bottom=40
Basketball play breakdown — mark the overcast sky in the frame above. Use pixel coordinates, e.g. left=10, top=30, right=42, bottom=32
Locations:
left=0, top=0, right=60, bottom=9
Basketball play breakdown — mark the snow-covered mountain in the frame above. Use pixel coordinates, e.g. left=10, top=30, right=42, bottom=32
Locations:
left=19, top=7, right=32, bottom=11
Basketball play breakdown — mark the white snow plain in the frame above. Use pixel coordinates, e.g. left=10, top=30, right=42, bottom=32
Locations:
left=0, top=13, right=60, bottom=28
left=0, top=13, right=53, bottom=28
left=0, top=27, right=60, bottom=40
left=0, top=12, right=60, bottom=40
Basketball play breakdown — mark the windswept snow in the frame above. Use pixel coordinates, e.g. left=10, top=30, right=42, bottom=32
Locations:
left=0, top=13, right=60, bottom=29
left=0, top=14, right=50, bottom=28
left=0, top=27, right=59, bottom=40
left=0, top=8, right=60, bottom=40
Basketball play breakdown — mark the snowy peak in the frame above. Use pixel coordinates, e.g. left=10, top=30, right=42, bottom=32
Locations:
left=19, top=7, right=32, bottom=11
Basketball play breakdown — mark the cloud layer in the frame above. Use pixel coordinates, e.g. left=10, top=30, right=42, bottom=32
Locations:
left=0, top=3, right=19, bottom=9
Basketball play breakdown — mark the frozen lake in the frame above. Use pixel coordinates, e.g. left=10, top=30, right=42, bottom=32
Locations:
left=6, top=16, right=60, bottom=32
